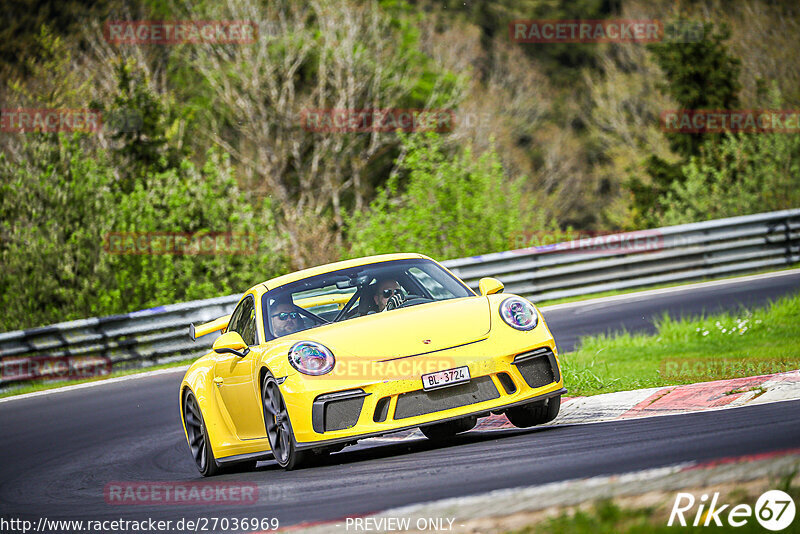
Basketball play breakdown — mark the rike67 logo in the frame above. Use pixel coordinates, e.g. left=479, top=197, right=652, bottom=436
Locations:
left=669, top=490, right=796, bottom=530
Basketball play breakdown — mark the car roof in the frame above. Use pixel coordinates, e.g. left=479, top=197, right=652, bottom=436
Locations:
left=259, top=253, right=429, bottom=291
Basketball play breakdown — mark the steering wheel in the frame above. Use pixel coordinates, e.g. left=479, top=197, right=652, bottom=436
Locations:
left=392, top=294, right=433, bottom=309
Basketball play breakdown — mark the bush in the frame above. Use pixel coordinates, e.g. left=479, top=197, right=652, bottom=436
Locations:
left=346, top=131, right=539, bottom=260
left=0, top=136, right=287, bottom=331
left=630, top=21, right=742, bottom=227
left=0, top=135, right=116, bottom=330
left=659, top=89, right=800, bottom=225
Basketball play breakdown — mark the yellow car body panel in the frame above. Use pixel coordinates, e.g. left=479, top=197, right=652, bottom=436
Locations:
left=180, top=255, right=564, bottom=466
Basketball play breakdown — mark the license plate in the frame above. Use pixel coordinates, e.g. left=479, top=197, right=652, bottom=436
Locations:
left=422, top=366, right=471, bottom=391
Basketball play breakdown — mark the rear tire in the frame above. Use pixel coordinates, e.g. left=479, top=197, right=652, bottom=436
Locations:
left=262, top=374, right=309, bottom=470
left=420, top=415, right=477, bottom=440
left=506, top=395, right=561, bottom=428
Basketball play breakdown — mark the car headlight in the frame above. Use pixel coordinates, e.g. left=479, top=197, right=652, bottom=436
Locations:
left=499, top=297, right=539, bottom=331
left=288, top=341, right=335, bottom=375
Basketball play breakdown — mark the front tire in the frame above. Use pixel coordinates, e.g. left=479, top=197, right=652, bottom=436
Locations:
left=420, top=415, right=477, bottom=440
left=506, top=395, right=561, bottom=428
left=183, top=390, right=220, bottom=477
left=262, top=374, right=308, bottom=470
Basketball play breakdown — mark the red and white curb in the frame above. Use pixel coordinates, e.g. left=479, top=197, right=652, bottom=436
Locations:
left=558, top=370, right=800, bottom=424
left=365, top=370, right=800, bottom=442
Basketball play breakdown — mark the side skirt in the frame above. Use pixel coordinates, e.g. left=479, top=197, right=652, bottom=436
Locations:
left=215, top=450, right=273, bottom=467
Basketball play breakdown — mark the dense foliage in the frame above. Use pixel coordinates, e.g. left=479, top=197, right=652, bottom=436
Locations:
left=348, top=132, right=534, bottom=259
left=629, top=22, right=744, bottom=226
left=0, top=136, right=287, bottom=331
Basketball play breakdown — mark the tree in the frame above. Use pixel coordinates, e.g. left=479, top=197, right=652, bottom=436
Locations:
left=347, top=132, right=539, bottom=260
left=583, top=42, right=678, bottom=229
left=423, top=0, right=613, bottom=82
left=0, top=134, right=288, bottom=332
left=659, top=87, right=800, bottom=225
left=99, top=59, right=186, bottom=190
left=629, top=21, right=742, bottom=226
left=182, top=0, right=463, bottom=268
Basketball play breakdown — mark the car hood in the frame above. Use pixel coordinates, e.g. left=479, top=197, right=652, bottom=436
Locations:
left=298, top=297, right=491, bottom=361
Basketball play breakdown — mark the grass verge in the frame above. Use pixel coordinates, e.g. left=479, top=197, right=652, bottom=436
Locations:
left=561, top=292, right=800, bottom=396
left=511, top=481, right=800, bottom=533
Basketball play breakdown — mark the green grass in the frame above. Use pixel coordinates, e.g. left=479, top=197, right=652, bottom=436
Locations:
left=537, top=265, right=800, bottom=307
left=561, top=292, right=800, bottom=396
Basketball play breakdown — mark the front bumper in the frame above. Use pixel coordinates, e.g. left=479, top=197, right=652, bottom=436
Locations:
left=280, top=339, right=564, bottom=447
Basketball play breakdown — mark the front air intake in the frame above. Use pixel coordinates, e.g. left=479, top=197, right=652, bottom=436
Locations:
left=373, top=397, right=391, bottom=423
left=393, top=376, right=500, bottom=419
left=496, top=372, right=517, bottom=394
left=312, top=389, right=369, bottom=433
left=512, top=347, right=559, bottom=388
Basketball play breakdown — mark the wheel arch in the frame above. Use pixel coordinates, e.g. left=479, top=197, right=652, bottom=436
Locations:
left=179, top=361, right=225, bottom=460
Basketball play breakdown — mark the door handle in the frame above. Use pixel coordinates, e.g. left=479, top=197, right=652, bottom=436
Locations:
left=213, top=377, right=223, bottom=386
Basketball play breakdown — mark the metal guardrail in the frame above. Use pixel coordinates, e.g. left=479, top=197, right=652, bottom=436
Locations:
left=1, top=209, right=798, bottom=387
left=0, top=295, right=238, bottom=387
left=444, top=209, right=800, bottom=301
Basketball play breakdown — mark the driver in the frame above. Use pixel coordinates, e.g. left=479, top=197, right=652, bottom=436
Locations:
left=270, top=298, right=304, bottom=337
left=373, top=278, right=405, bottom=312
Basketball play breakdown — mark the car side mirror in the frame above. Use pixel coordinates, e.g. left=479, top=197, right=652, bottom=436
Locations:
left=478, top=277, right=504, bottom=296
left=212, top=331, right=250, bottom=358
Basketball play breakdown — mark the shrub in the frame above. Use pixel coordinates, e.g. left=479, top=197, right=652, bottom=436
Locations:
left=346, top=131, right=540, bottom=260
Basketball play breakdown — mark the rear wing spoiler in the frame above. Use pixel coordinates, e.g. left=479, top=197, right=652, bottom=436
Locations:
left=189, top=314, right=231, bottom=341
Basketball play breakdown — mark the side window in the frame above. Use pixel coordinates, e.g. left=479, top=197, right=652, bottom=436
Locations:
left=228, top=296, right=257, bottom=346
left=227, top=301, right=245, bottom=335
left=240, top=299, right=257, bottom=346
left=228, top=296, right=256, bottom=345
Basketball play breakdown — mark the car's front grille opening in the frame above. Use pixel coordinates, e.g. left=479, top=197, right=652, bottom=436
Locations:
left=513, top=347, right=557, bottom=389
left=312, top=389, right=368, bottom=433
left=393, top=376, right=500, bottom=420
left=324, top=397, right=364, bottom=431
left=496, top=372, right=517, bottom=394
left=373, top=397, right=391, bottom=423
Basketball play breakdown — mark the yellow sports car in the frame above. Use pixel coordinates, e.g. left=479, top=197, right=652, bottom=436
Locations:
left=180, top=253, right=565, bottom=476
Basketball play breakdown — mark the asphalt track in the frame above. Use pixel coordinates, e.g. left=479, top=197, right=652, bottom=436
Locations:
left=1, top=271, right=798, bottom=531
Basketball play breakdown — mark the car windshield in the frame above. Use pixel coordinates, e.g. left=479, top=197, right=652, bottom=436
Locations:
left=261, top=258, right=473, bottom=339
